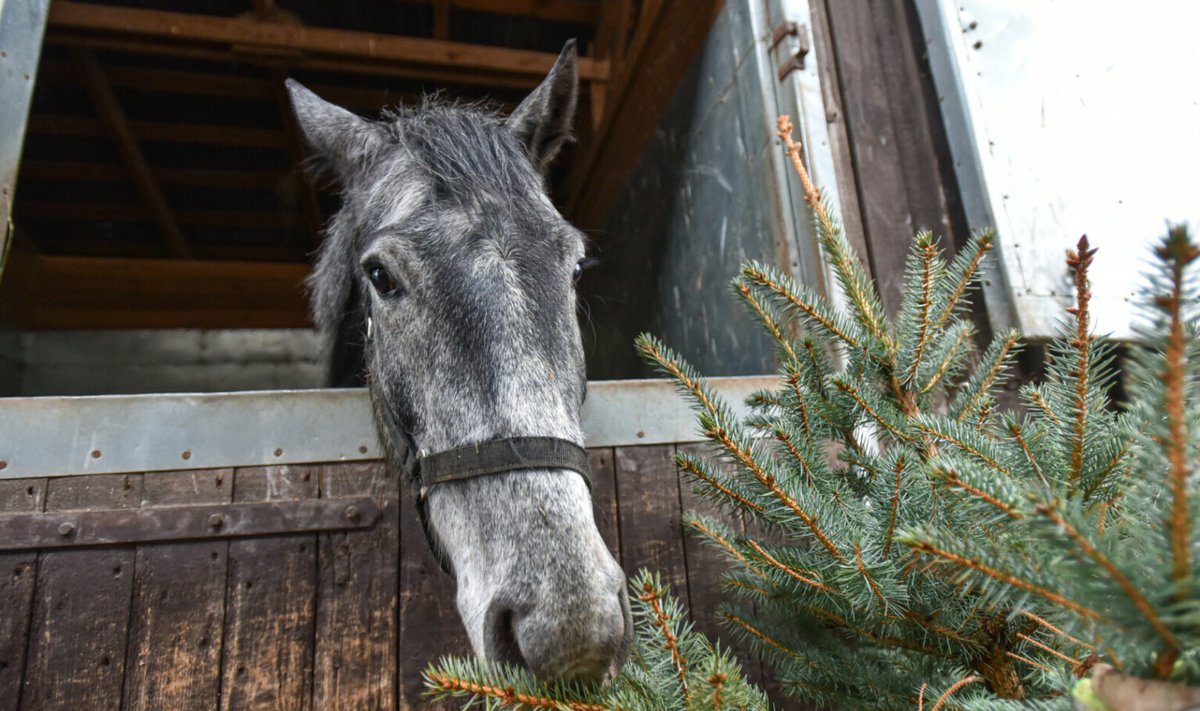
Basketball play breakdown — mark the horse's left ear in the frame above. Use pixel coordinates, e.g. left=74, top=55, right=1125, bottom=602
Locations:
left=507, top=39, right=579, bottom=173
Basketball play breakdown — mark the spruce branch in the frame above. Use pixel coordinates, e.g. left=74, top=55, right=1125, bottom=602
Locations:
left=1155, top=226, right=1198, bottom=604
left=1066, top=235, right=1098, bottom=484
left=776, top=115, right=892, bottom=351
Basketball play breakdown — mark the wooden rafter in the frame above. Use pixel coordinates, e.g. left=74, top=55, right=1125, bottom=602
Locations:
left=19, top=202, right=306, bottom=231
left=0, top=252, right=311, bottom=329
left=21, top=162, right=284, bottom=191
left=413, top=0, right=600, bottom=25
left=48, top=1, right=610, bottom=89
left=29, top=115, right=287, bottom=149
left=432, top=0, right=452, bottom=40
left=564, top=0, right=725, bottom=229
left=76, top=49, right=192, bottom=259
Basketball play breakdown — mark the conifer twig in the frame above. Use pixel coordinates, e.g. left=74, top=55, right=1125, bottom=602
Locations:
left=746, top=539, right=834, bottom=592
left=933, top=233, right=994, bottom=330
left=906, top=234, right=938, bottom=384
left=775, top=115, right=892, bottom=350
left=1156, top=227, right=1197, bottom=606
left=1065, top=235, right=1097, bottom=484
left=929, top=675, right=979, bottom=711
left=639, top=579, right=690, bottom=703
left=423, top=671, right=609, bottom=711
left=883, top=455, right=907, bottom=559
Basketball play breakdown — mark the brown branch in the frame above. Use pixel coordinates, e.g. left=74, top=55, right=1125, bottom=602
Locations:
left=956, top=333, right=1020, bottom=422
left=637, top=339, right=723, bottom=423
left=743, top=266, right=860, bottom=349
left=908, top=541, right=1102, bottom=620
left=920, top=323, right=974, bottom=395
left=1009, top=422, right=1050, bottom=488
left=424, top=672, right=609, bottom=710
left=1034, top=503, right=1180, bottom=664
left=1065, top=235, right=1097, bottom=484
left=934, top=234, right=994, bottom=330
left=939, top=468, right=1024, bottom=520
left=854, top=544, right=887, bottom=605
left=883, top=455, right=906, bottom=559
left=640, top=579, right=689, bottom=701
left=774, top=428, right=814, bottom=485
left=776, top=115, right=891, bottom=349
left=1027, top=390, right=1061, bottom=424
left=834, top=381, right=915, bottom=442
left=746, top=539, right=834, bottom=592
left=1156, top=227, right=1198, bottom=608
left=677, top=457, right=767, bottom=513
left=1019, top=609, right=1095, bottom=652
left=1006, top=650, right=1055, bottom=674
left=912, top=422, right=1011, bottom=476
left=687, top=518, right=764, bottom=576
left=723, top=611, right=800, bottom=659
left=907, top=236, right=937, bottom=383
left=1016, top=632, right=1083, bottom=670
left=706, top=425, right=846, bottom=563
left=737, top=282, right=798, bottom=362
left=930, top=675, right=979, bottom=711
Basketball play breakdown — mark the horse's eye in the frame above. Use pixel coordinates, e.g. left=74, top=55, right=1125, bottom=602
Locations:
left=365, top=262, right=401, bottom=296
left=572, top=261, right=584, bottom=283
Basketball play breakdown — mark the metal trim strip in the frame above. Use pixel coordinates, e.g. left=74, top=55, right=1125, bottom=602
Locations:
left=0, top=376, right=778, bottom=478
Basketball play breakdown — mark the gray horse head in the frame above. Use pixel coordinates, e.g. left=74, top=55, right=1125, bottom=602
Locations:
left=287, top=42, right=631, bottom=682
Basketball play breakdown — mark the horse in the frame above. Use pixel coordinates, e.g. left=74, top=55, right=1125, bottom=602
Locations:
left=286, top=42, right=632, bottom=683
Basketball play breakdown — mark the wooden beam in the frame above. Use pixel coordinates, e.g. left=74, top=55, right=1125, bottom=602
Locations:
left=29, top=115, right=287, bottom=149
left=76, top=49, right=192, bottom=259
left=39, top=60, right=425, bottom=110
left=432, top=0, right=451, bottom=40
left=563, top=1, right=723, bottom=230
left=0, top=252, right=311, bottom=329
left=18, top=202, right=306, bottom=231
left=21, top=161, right=284, bottom=191
left=47, top=1, right=609, bottom=88
left=444, top=0, right=599, bottom=25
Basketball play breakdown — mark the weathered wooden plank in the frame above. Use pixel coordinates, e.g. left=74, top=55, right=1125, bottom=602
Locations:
left=0, top=479, right=45, bottom=705
left=314, top=462, right=399, bottom=711
left=22, top=473, right=143, bottom=710
left=397, top=478, right=469, bottom=710
left=123, top=469, right=233, bottom=711
left=588, top=447, right=621, bottom=562
left=824, top=0, right=915, bottom=316
left=219, top=465, right=319, bottom=711
left=612, top=445, right=688, bottom=595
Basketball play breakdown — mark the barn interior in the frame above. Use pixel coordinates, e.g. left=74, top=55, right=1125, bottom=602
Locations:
left=0, top=0, right=733, bottom=394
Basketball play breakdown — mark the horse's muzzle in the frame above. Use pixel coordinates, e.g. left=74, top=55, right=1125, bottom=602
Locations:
left=484, top=562, right=633, bottom=683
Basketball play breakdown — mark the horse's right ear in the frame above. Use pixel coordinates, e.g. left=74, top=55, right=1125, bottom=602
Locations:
left=286, top=79, right=384, bottom=183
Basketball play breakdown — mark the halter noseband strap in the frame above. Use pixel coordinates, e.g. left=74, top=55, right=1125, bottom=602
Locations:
left=402, top=435, right=592, bottom=574
left=364, top=315, right=592, bottom=573
left=412, top=436, right=592, bottom=499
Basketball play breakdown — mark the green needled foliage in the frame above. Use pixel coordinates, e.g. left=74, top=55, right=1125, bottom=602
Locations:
left=427, top=113, right=1200, bottom=710
left=636, top=115, right=1200, bottom=708
left=422, top=570, right=769, bottom=710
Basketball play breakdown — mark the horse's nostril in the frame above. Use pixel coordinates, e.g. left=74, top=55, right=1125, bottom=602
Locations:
left=488, top=606, right=527, bottom=670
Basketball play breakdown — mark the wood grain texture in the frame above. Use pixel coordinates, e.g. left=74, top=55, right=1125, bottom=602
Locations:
left=397, top=478, right=468, bottom=710
left=820, top=0, right=961, bottom=317
left=0, top=479, right=45, bottom=705
left=612, top=445, right=688, bottom=595
left=588, top=447, right=622, bottom=563
left=22, top=474, right=143, bottom=710
left=123, top=469, right=232, bottom=711
left=314, top=462, right=399, bottom=711
left=219, top=465, right=319, bottom=711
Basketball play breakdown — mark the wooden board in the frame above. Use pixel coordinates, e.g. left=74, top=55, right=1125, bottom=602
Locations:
left=22, top=473, right=143, bottom=710
left=588, top=447, right=621, bottom=562
left=219, top=465, right=319, bottom=711
left=612, top=445, right=688, bottom=596
left=397, top=476, right=469, bottom=710
left=123, top=469, right=233, bottom=711
left=0, top=479, right=45, bottom=705
left=313, top=462, right=400, bottom=711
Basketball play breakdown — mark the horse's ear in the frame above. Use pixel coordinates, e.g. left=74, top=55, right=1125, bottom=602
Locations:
left=506, top=39, right=578, bottom=173
left=286, top=79, right=384, bottom=183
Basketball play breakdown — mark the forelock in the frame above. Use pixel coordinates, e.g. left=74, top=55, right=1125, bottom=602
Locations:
left=380, top=100, right=543, bottom=209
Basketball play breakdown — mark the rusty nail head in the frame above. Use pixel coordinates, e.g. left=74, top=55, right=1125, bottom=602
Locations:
left=58, top=522, right=75, bottom=536
left=208, top=514, right=223, bottom=528
left=345, top=506, right=360, bottom=521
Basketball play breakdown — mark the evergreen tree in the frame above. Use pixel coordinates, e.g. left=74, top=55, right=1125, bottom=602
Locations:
left=423, top=570, right=769, bottom=710
left=422, top=114, right=1200, bottom=709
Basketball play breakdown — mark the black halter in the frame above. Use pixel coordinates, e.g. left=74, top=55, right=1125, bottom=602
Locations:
left=365, top=316, right=593, bottom=573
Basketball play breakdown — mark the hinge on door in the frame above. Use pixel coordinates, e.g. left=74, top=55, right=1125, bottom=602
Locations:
left=772, top=21, right=810, bottom=80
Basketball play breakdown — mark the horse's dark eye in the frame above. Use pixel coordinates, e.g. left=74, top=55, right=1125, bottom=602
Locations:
left=365, top=262, right=401, bottom=296
left=573, top=262, right=584, bottom=283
